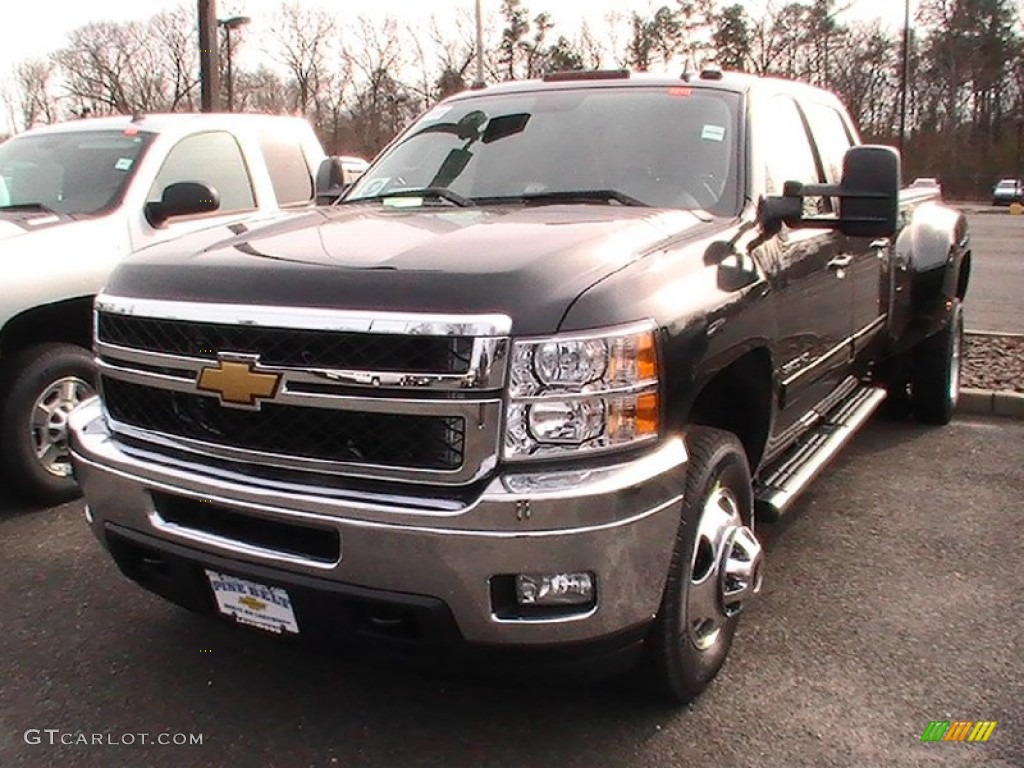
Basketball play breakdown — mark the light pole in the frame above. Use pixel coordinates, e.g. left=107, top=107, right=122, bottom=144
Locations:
left=473, top=0, right=485, bottom=88
left=898, top=0, right=911, bottom=153
left=219, top=15, right=250, bottom=112
left=198, top=0, right=220, bottom=111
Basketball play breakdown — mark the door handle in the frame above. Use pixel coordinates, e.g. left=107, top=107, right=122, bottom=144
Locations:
left=827, top=255, right=853, bottom=270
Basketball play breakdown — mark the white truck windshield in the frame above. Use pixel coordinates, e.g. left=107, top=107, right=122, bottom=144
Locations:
left=0, top=130, right=155, bottom=216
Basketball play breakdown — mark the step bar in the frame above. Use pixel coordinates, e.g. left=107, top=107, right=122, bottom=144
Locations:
left=755, top=387, right=888, bottom=522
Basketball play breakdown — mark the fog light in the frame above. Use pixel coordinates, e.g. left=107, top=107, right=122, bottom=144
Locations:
left=84, top=505, right=94, bottom=524
left=515, top=572, right=595, bottom=606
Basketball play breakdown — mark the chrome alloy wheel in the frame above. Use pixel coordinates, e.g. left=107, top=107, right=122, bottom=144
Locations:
left=685, top=483, right=764, bottom=651
left=30, top=376, right=94, bottom=478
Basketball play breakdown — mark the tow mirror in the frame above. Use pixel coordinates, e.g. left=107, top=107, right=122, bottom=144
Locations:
left=759, top=145, right=901, bottom=239
left=144, top=182, right=219, bottom=228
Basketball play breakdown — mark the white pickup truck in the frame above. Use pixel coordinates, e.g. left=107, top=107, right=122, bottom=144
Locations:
left=0, top=113, right=362, bottom=503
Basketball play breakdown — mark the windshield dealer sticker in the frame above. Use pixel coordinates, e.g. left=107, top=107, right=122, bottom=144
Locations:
left=114, top=157, right=134, bottom=171
left=701, top=125, right=726, bottom=142
left=360, top=178, right=389, bottom=196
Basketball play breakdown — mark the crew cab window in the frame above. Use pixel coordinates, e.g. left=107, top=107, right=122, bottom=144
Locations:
left=764, top=96, right=825, bottom=217
left=148, top=131, right=255, bottom=214
left=257, top=130, right=313, bottom=206
left=803, top=102, right=855, bottom=185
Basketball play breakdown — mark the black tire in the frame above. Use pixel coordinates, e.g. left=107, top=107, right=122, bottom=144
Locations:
left=911, top=300, right=963, bottom=425
left=631, top=426, right=764, bottom=705
left=0, top=343, right=97, bottom=504
left=875, top=354, right=912, bottom=421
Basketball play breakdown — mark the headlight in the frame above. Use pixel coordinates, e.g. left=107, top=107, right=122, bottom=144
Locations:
left=504, top=323, right=659, bottom=460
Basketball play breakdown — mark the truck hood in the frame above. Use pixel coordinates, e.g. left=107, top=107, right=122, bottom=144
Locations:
left=0, top=210, right=87, bottom=242
left=2, top=215, right=125, bottom=266
left=106, top=205, right=716, bottom=335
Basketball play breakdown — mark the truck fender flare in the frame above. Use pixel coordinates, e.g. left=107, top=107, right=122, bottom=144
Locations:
left=888, top=204, right=969, bottom=344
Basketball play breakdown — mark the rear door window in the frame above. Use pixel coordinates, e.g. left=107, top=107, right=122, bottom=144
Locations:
left=803, top=102, right=855, bottom=185
left=257, top=130, right=314, bottom=207
left=148, top=131, right=255, bottom=214
left=764, top=96, right=825, bottom=217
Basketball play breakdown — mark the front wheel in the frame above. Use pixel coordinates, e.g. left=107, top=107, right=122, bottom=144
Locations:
left=632, top=426, right=764, bottom=704
left=0, top=343, right=97, bottom=504
left=911, top=300, right=963, bottom=425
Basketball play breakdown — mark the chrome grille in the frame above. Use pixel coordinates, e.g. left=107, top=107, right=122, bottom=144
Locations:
left=94, top=296, right=510, bottom=486
left=97, top=312, right=474, bottom=374
left=101, top=377, right=466, bottom=471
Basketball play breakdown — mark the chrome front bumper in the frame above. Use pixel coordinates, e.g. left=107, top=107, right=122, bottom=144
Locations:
left=69, top=399, right=687, bottom=646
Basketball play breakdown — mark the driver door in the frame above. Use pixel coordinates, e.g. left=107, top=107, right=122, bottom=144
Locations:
left=761, top=96, right=853, bottom=435
left=127, top=130, right=263, bottom=253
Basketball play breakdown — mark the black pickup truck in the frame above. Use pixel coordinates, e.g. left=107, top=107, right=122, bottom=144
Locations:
left=69, top=69, right=969, bottom=703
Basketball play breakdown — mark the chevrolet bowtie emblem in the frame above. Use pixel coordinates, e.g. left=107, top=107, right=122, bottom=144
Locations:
left=197, top=356, right=281, bottom=408
left=237, top=596, right=267, bottom=612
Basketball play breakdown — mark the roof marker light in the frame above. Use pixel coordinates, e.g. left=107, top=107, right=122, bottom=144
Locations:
left=543, top=69, right=630, bottom=82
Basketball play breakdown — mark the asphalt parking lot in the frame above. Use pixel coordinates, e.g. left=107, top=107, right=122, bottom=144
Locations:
left=961, top=210, right=1024, bottom=333
left=1, top=416, right=1021, bottom=768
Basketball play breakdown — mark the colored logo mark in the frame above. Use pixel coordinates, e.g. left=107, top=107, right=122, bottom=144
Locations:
left=921, top=720, right=997, bottom=743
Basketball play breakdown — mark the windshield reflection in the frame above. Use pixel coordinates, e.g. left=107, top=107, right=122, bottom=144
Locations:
left=347, top=87, right=742, bottom=216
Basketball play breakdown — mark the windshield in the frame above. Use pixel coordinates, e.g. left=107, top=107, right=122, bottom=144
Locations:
left=346, top=86, right=743, bottom=216
left=0, top=129, right=155, bottom=216
left=996, top=180, right=1019, bottom=188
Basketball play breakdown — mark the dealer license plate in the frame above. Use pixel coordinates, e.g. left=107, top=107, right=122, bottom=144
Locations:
left=205, top=570, right=299, bottom=635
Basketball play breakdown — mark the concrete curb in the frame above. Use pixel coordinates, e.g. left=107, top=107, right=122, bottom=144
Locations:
left=954, top=202, right=1024, bottom=215
left=956, top=388, right=1024, bottom=420
left=966, top=329, right=1024, bottom=340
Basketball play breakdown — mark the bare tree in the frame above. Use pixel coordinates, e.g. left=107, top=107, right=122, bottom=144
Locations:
left=53, top=12, right=202, bottom=116
left=269, top=2, right=338, bottom=115
left=345, top=15, right=416, bottom=156
left=55, top=22, right=142, bottom=114
left=406, top=14, right=476, bottom=110
left=234, top=65, right=295, bottom=114
left=11, top=59, right=60, bottom=128
left=576, top=21, right=608, bottom=69
left=150, top=7, right=200, bottom=111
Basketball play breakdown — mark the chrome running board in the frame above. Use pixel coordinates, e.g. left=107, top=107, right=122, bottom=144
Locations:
left=754, top=387, right=887, bottom=521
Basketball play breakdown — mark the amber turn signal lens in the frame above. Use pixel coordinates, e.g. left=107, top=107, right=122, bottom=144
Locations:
left=636, top=332, right=658, bottom=382
left=635, top=392, right=659, bottom=436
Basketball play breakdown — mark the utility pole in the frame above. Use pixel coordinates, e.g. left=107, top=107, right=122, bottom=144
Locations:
left=473, top=0, right=485, bottom=88
left=198, top=0, right=220, bottom=112
left=219, top=16, right=250, bottom=112
left=898, top=0, right=911, bottom=153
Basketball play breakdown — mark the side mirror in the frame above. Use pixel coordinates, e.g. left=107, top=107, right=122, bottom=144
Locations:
left=837, top=146, right=900, bottom=238
left=145, top=182, right=219, bottom=228
left=759, top=145, right=901, bottom=239
left=315, top=157, right=347, bottom=205
left=316, top=156, right=369, bottom=205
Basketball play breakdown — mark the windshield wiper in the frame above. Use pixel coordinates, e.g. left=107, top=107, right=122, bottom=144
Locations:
left=0, top=202, right=59, bottom=214
left=343, top=187, right=473, bottom=208
left=475, top=190, right=649, bottom=208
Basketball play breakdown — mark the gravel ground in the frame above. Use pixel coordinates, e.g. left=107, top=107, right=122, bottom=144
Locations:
left=963, top=333, right=1024, bottom=392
